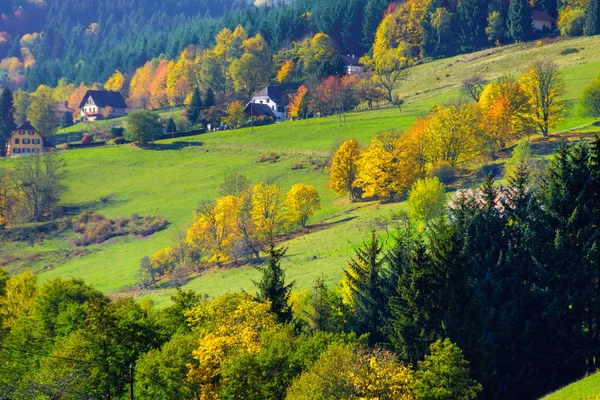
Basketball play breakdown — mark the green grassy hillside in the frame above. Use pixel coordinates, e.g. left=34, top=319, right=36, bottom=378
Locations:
left=541, top=372, right=600, bottom=399
left=2, top=36, right=600, bottom=306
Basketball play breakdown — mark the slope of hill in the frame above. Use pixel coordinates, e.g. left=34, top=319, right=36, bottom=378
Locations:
left=541, top=372, right=600, bottom=399
left=2, top=36, right=600, bottom=306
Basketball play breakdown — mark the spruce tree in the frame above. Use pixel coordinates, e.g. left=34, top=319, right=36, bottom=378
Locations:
left=457, top=0, right=489, bottom=52
left=203, top=88, right=215, bottom=108
left=166, top=117, right=177, bottom=133
left=60, top=111, right=73, bottom=128
left=344, top=232, right=387, bottom=344
left=253, top=245, right=294, bottom=324
left=585, top=0, right=600, bottom=36
left=186, top=88, right=203, bottom=125
left=506, top=0, right=533, bottom=42
left=0, top=87, right=15, bottom=155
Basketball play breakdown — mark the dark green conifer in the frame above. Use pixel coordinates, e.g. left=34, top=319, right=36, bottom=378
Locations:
left=186, top=87, right=203, bottom=125
left=203, top=88, right=215, bottom=108
left=506, top=0, right=533, bottom=42
left=457, top=0, right=489, bottom=52
left=0, top=87, right=15, bottom=155
left=254, top=245, right=294, bottom=324
left=585, top=0, right=600, bottom=36
left=344, top=232, right=387, bottom=344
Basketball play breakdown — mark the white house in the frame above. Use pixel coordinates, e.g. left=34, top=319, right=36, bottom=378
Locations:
left=340, top=55, right=364, bottom=75
left=531, top=10, right=555, bottom=31
left=247, top=86, right=287, bottom=121
left=79, top=90, right=128, bottom=121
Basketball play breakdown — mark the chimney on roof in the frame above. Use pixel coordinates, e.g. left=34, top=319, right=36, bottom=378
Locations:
left=65, top=100, right=68, bottom=107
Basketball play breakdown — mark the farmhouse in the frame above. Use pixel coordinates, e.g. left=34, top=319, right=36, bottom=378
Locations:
left=531, top=10, right=555, bottom=31
left=246, top=85, right=287, bottom=121
left=5, top=122, right=53, bottom=157
left=79, top=90, right=128, bottom=121
left=53, top=101, right=75, bottom=120
left=340, top=55, right=364, bottom=75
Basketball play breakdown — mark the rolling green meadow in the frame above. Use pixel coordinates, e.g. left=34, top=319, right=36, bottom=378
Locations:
left=2, top=36, right=600, bottom=309
left=541, top=372, right=600, bottom=399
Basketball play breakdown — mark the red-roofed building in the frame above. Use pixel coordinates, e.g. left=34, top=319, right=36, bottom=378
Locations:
left=53, top=101, right=75, bottom=120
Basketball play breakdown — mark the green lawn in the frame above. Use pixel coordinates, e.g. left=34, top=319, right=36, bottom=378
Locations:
left=2, top=36, right=600, bottom=305
left=541, top=372, right=600, bottom=399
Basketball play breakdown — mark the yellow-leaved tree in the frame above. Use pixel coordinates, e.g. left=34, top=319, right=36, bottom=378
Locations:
left=186, top=294, right=278, bottom=398
left=329, top=139, right=362, bottom=200
left=277, top=59, right=295, bottom=83
left=407, top=177, right=447, bottom=227
left=519, top=61, right=566, bottom=137
left=186, top=196, right=241, bottom=266
left=251, top=182, right=287, bottom=243
left=425, top=104, right=485, bottom=167
left=354, top=131, right=418, bottom=200
left=223, top=101, right=247, bottom=129
left=402, top=117, right=430, bottom=176
left=104, top=70, right=127, bottom=92
left=230, top=34, right=272, bottom=95
left=361, top=44, right=412, bottom=102
left=0, top=271, right=37, bottom=331
left=286, top=184, right=321, bottom=227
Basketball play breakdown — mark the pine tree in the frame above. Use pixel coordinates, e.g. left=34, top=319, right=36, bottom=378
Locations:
left=203, top=88, right=215, bottom=108
left=59, top=111, right=73, bottom=128
left=186, top=88, right=202, bottom=125
left=166, top=117, right=177, bottom=133
left=457, top=0, right=489, bottom=52
left=344, top=232, right=387, bottom=344
left=585, top=0, right=600, bottom=36
left=0, top=87, right=15, bottom=155
left=253, top=245, right=294, bottom=324
left=506, top=0, right=533, bottom=42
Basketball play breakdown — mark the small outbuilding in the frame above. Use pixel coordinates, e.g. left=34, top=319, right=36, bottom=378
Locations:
left=531, top=10, right=555, bottom=31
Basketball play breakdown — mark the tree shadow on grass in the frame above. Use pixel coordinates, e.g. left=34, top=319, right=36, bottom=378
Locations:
left=142, top=141, right=204, bottom=151
left=62, top=194, right=124, bottom=216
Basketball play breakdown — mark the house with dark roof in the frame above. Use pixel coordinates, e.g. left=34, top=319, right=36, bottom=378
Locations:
left=53, top=101, right=75, bottom=120
left=531, top=10, right=555, bottom=31
left=5, top=122, right=54, bottom=157
left=79, top=90, right=128, bottom=121
left=247, top=86, right=287, bottom=121
left=340, top=55, right=364, bottom=75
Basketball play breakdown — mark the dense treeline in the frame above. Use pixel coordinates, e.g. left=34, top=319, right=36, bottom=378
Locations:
left=1, top=136, right=598, bottom=398
left=0, top=0, right=394, bottom=90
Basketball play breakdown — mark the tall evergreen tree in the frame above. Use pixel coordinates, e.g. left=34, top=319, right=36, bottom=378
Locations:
left=186, top=87, right=203, bottom=125
left=253, top=245, right=294, bottom=324
left=457, top=0, right=489, bottom=52
left=203, top=88, right=216, bottom=108
left=585, top=0, right=600, bottom=36
left=506, top=0, right=533, bottom=41
left=0, top=87, right=15, bottom=155
left=344, top=232, right=388, bottom=344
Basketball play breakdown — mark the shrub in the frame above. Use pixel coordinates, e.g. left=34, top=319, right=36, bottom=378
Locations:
left=258, top=152, right=280, bottom=163
left=429, top=162, right=456, bottom=184
left=109, top=137, right=127, bottom=145
left=111, top=127, right=125, bottom=138
left=558, top=9, right=585, bottom=37
left=478, top=163, right=502, bottom=178
left=291, top=163, right=304, bottom=170
left=81, top=134, right=94, bottom=145
left=560, top=47, right=579, bottom=55
left=580, top=75, right=600, bottom=117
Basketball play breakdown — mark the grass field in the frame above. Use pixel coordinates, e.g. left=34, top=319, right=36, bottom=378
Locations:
left=2, top=35, right=600, bottom=306
left=541, top=372, right=600, bottom=399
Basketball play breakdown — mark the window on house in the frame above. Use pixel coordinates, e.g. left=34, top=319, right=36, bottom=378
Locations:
left=19, top=130, right=24, bottom=135
left=33, top=139, right=40, bottom=144
left=23, top=148, right=30, bottom=154
left=33, top=148, right=40, bottom=153
left=14, top=138, right=19, bottom=144
left=23, top=139, right=30, bottom=144
left=13, top=148, right=20, bottom=153
left=28, top=131, right=34, bottom=135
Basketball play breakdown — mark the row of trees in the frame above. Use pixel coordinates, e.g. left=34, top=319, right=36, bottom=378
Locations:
left=142, top=176, right=321, bottom=286
left=329, top=61, right=566, bottom=202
